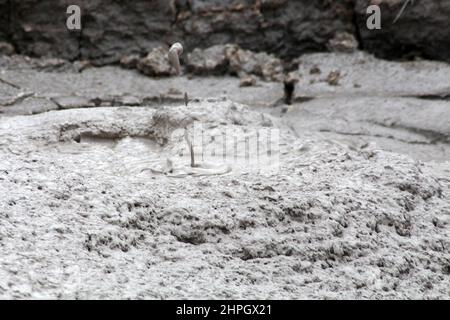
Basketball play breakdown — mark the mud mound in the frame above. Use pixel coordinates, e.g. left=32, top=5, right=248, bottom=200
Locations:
left=0, top=100, right=449, bottom=299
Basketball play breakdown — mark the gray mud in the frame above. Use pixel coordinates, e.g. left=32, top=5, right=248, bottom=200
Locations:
left=0, top=53, right=449, bottom=299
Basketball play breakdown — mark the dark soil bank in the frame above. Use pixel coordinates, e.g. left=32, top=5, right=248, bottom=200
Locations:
left=1, top=0, right=449, bottom=64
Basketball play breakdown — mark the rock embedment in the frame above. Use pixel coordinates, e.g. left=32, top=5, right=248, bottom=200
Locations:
left=186, top=44, right=284, bottom=81
left=137, top=47, right=173, bottom=77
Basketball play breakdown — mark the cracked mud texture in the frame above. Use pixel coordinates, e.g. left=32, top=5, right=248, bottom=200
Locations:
left=284, top=97, right=450, bottom=163
left=0, top=52, right=449, bottom=299
left=0, top=54, right=284, bottom=116
left=2, top=1, right=450, bottom=64
left=294, top=51, right=450, bottom=99
left=279, top=51, right=450, bottom=163
left=0, top=101, right=449, bottom=299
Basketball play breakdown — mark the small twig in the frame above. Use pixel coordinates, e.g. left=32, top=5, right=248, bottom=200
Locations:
left=184, top=92, right=189, bottom=106
left=393, top=0, right=414, bottom=23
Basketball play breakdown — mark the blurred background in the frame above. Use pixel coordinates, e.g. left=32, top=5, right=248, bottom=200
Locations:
left=0, top=0, right=449, bottom=65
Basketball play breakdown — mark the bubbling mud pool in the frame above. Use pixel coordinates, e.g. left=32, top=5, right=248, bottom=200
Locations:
left=50, top=124, right=281, bottom=180
left=0, top=102, right=449, bottom=299
left=53, top=136, right=164, bottom=178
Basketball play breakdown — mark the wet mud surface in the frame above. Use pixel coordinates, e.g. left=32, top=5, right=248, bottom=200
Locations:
left=0, top=53, right=449, bottom=299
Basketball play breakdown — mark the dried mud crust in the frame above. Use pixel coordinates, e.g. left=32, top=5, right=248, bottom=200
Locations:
left=0, top=101, right=449, bottom=299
